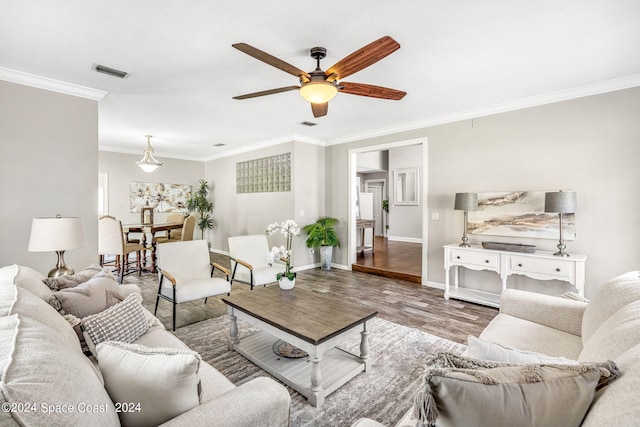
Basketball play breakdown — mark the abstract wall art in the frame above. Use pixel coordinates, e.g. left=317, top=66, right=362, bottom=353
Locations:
left=467, top=191, right=576, bottom=240
left=129, top=182, right=192, bottom=213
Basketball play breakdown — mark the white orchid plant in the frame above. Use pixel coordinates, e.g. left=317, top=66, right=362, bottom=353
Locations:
left=265, top=219, right=300, bottom=281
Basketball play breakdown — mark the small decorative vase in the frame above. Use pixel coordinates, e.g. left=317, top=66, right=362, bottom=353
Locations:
left=278, top=276, right=295, bottom=290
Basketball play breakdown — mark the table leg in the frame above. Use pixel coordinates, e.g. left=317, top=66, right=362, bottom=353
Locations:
left=150, top=233, right=158, bottom=272
left=444, top=266, right=450, bottom=299
left=309, top=350, right=325, bottom=408
left=360, top=322, right=371, bottom=371
left=228, top=313, right=239, bottom=351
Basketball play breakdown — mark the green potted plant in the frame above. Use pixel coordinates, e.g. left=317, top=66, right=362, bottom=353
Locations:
left=186, top=179, right=215, bottom=240
left=303, top=217, right=341, bottom=271
left=382, top=199, right=390, bottom=235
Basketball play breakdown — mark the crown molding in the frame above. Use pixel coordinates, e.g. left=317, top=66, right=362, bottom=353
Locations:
left=99, top=145, right=204, bottom=162
left=202, top=134, right=326, bottom=161
left=326, top=74, right=640, bottom=145
left=0, top=67, right=107, bottom=100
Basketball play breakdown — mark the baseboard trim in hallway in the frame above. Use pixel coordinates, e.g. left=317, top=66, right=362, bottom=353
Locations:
left=352, top=263, right=421, bottom=284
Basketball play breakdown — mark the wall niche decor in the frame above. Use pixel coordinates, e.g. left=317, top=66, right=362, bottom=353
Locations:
left=129, top=182, right=192, bottom=213
left=236, top=152, right=291, bottom=193
left=467, top=191, right=576, bottom=240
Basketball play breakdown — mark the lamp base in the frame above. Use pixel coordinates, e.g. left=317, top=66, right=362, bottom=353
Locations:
left=47, top=266, right=75, bottom=278
left=553, top=251, right=570, bottom=257
left=553, top=242, right=570, bottom=257
left=459, top=242, right=471, bottom=247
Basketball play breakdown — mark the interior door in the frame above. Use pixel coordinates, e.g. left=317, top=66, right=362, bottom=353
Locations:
left=365, top=181, right=385, bottom=236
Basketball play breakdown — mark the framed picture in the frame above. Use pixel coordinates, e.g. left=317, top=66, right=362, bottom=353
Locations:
left=141, top=206, right=154, bottom=225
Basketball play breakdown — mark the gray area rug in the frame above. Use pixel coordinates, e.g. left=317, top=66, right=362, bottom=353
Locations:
left=172, top=315, right=466, bottom=427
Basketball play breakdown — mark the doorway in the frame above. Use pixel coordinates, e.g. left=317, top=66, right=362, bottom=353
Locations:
left=348, top=138, right=428, bottom=284
left=364, top=179, right=385, bottom=236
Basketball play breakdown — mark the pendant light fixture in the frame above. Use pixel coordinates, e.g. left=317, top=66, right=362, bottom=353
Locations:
left=136, top=135, right=163, bottom=172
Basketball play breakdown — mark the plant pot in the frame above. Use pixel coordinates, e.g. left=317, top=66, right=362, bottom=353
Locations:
left=320, top=246, right=333, bottom=271
left=278, top=276, right=295, bottom=290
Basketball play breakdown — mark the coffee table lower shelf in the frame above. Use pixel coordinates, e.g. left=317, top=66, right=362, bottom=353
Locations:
left=233, top=330, right=365, bottom=406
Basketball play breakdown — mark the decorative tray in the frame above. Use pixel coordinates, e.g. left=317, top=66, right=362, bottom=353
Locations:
left=481, top=241, right=536, bottom=253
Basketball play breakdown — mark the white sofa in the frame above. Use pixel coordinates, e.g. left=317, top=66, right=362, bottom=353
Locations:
left=0, top=264, right=291, bottom=427
left=358, top=270, right=640, bottom=426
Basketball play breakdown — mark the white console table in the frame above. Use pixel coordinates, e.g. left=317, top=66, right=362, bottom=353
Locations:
left=443, top=244, right=587, bottom=308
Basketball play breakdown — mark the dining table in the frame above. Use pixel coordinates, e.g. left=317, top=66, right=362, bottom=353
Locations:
left=123, top=222, right=183, bottom=272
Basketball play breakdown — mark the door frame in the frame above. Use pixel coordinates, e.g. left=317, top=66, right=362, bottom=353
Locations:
left=348, top=137, right=429, bottom=284
left=364, top=179, right=386, bottom=236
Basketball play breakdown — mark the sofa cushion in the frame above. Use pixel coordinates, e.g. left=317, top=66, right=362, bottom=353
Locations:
left=0, top=314, right=119, bottom=426
left=582, top=344, right=640, bottom=426
left=467, top=336, right=580, bottom=365
left=579, top=299, right=640, bottom=362
left=97, top=341, right=202, bottom=427
left=479, top=313, right=583, bottom=359
left=582, top=270, right=640, bottom=343
left=42, top=264, right=103, bottom=291
left=82, top=293, right=149, bottom=356
left=0, top=265, right=53, bottom=302
left=50, top=270, right=124, bottom=318
left=415, top=353, right=609, bottom=427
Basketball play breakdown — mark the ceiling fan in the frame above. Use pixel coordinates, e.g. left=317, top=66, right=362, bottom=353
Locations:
left=232, top=36, right=406, bottom=118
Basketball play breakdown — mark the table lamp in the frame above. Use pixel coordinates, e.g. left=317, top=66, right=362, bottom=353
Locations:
left=454, top=193, right=478, bottom=247
left=544, top=190, right=576, bottom=257
left=28, top=215, right=85, bottom=277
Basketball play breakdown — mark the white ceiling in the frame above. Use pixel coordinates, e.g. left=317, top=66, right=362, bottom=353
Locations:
left=1, top=1, right=639, bottom=161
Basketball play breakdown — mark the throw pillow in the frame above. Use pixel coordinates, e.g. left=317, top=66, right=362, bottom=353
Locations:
left=414, top=353, right=619, bottom=427
left=42, top=264, right=103, bottom=291
left=81, top=293, right=149, bottom=356
left=97, top=341, right=202, bottom=427
left=49, top=270, right=124, bottom=318
left=467, top=335, right=580, bottom=365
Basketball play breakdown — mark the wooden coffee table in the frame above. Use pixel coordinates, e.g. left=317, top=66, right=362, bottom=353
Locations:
left=222, top=286, right=378, bottom=408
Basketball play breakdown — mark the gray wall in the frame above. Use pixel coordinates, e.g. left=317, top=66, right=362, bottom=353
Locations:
left=98, top=150, right=204, bottom=234
left=0, top=81, right=98, bottom=273
left=204, top=141, right=325, bottom=269
left=325, top=87, right=640, bottom=297
left=388, top=144, right=423, bottom=241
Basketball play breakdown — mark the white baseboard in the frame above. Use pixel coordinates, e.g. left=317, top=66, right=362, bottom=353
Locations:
left=210, top=247, right=229, bottom=256
left=331, top=263, right=352, bottom=271
left=424, top=280, right=444, bottom=290
left=295, top=263, right=320, bottom=271
left=387, top=236, right=423, bottom=244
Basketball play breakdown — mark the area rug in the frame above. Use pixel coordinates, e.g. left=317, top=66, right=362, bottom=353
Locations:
left=172, top=314, right=466, bottom=427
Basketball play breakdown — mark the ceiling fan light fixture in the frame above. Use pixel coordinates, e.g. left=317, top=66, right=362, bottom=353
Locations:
left=299, top=81, right=338, bottom=104
left=136, top=135, right=163, bottom=172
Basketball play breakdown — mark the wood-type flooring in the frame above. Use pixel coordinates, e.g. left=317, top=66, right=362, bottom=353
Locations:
left=134, top=249, right=498, bottom=344
left=352, top=236, right=422, bottom=284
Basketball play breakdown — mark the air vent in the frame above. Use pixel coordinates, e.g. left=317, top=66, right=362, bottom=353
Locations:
left=93, top=64, right=129, bottom=79
left=213, top=143, right=226, bottom=147
left=300, top=121, right=317, bottom=127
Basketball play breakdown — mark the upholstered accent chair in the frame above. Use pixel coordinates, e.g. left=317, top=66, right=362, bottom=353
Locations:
left=155, top=240, right=231, bottom=330
left=228, top=235, right=285, bottom=290
left=98, top=215, right=144, bottom=283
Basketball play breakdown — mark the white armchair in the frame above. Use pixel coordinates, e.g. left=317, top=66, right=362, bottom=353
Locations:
left=155, top=240, right=231, bottom=330
left=228, top=235, right=285, bottom=290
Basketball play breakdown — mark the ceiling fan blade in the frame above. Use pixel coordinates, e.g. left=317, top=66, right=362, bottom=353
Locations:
left=232, top=86, right=300, bottom=100
left=326, top=36, right=400, bottom=80
left=232, top=43, right=310, bottom=79
left=339, top=82, right=406, bottom=100
left=311, top=102, right=328, bottom=118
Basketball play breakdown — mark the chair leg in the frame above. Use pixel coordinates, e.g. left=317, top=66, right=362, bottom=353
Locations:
left=136, top=251, right=142, bottom=276
left=99, top=254, right=104, bottom=267
left=118, top=256, right=124, bottom=284
left=154, top=275, right=164, bottom=315
left=204, top=298, right=208, bottom=304
left=172, top=302, right=177, bottom=331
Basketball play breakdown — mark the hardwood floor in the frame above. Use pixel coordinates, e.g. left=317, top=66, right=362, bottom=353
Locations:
left=352, top=236, right=422, bottom=284
left=134, top=250, right=498, bottom=344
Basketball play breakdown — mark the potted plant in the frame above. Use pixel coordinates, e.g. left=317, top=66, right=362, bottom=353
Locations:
left=186, top=179, right=215, bottom=240
left=382, top=199, right=390, bottom=235
left=266, top=220, right=300, bottom=289
left=303, top=217, right=341, bottom=271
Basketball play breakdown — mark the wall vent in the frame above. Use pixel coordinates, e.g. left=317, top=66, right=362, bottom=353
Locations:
left=93, top=64, right=129, bottom=79
left=300, top=121, right=317, bottom=127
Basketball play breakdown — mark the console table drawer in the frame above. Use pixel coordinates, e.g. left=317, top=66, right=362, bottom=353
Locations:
left=509, top=256, right=573, bottom=279
left=450, top=250, right=499, bottom=269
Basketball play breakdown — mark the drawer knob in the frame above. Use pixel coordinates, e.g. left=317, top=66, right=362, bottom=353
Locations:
left=556, top=268, right=561, bottom=272
left=485, top=260, right=490, bottom=263
left=456, top=256, right=461, bottom=259
left=518, top=263, right=523, bottom=267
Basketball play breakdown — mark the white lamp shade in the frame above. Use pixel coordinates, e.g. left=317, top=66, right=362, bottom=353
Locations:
left=28, top=217, right=85, bottom=252
left=454, top=193, right=478, bottom=211
left=544, top=191, right=577, bottom=214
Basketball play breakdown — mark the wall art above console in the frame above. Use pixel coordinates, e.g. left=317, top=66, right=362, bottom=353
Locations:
left=468, top=191, right=575, bottom=240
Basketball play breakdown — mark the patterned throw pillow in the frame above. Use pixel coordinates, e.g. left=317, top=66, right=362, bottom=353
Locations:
left=49, top=270, right=123, bottom=318
left=97, top=341, right=202, bottom=427
left=81, top=293, right=149, bottom=356
left=467, top=336, right=580, bottom=365
left=414, top=353, right=620, bottom=427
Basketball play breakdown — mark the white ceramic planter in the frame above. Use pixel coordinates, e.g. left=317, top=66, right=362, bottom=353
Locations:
left=278, top=277, right=295, bottom=290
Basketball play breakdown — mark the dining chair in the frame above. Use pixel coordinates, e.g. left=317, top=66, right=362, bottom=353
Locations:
left=98, top=215, right=144, bottom=283
left=156, top=215, right=196, bottom=244
left=228, top=235, right=285, bottom=290
left=155, top=240, right=231, bottom=330
left=166, top=213, right=185, bottom=239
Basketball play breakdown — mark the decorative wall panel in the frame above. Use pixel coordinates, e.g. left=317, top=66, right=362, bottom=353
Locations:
left=236, top=152, right=291, bottom=193
left=129, top=182, right=192, bottom=213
